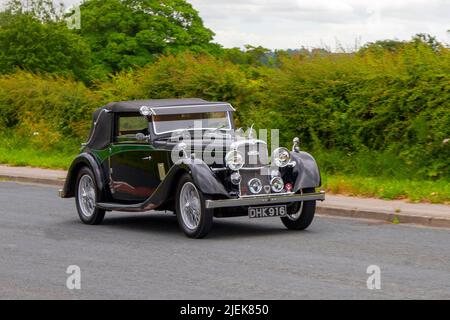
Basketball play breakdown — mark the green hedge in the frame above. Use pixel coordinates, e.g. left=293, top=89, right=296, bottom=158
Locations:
left=0, top=43, right=448, bottom=180
left=251, top=42, right=450, bottom=179
left=0, top=72, right=99, bottom=149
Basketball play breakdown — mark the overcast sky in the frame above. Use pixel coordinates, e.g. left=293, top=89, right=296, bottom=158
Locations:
left=189, top=0, right=450, bottom=50
left=5, top=0, right=450, bottom=50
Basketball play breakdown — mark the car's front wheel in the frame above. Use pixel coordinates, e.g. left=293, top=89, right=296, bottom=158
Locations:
left=175, top=174, right=213, bottom=238
left=75, top=167, right=105, bottom=225
left=281, top=188, right=316, bottom=230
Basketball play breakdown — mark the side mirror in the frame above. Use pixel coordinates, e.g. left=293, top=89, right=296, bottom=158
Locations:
left=135, top=133, right=149, bottom=142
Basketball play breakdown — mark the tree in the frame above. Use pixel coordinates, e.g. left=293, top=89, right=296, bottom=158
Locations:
left=222, top=45, right=274, bottom=66
left=358, top=39, right=407, bottom=55
left=359, top=34, right=444, bottom=56
left=412, top=33, right=443, bottom=52
left=0, top=1, right=91, bottom=80
left=78, top=0, right=216, bottom=74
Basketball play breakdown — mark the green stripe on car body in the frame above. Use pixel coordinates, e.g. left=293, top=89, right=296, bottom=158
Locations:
left=91, top=144, right=158, bottom=164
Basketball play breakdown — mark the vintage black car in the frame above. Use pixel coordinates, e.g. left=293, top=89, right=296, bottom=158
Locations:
left=60, top=99, right=325, bottom=238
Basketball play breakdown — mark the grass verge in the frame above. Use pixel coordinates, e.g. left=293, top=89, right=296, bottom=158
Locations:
left=0, top=147, right=75, bottom=169
left=322, top=174, right=449, bottom=204
left=0, top=138, right=77, bottom=170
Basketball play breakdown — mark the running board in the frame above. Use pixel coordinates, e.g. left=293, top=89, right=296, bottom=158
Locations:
left=96, top=201, right=156, bottom=212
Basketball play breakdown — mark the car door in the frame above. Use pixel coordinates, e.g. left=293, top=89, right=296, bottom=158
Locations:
left=108, top=113, right=162, bottom=203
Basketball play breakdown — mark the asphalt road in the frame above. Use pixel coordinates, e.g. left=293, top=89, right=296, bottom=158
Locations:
left=0, top=181, right=449, bottom=300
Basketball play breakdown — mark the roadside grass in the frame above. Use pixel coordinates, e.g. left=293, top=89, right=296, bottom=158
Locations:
left=0, top=146, right=75, bottom=169
left=321, top=174, right=450, bottom=204
left=0, top=135, right=78, bottom=169
left=0, top=141, right=448, bottom=204
left=314, top=148, right=450, bottom=204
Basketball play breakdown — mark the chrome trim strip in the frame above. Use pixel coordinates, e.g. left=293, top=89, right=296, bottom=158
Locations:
left=239, top=191, right=294, bottom=198
left=205, top=191, right=325, bottom=209
left=150, top=103, right=236, bottom=112
left=210, top=166, right=268, bottom=172
left=239, top=166, right=267, bottom=171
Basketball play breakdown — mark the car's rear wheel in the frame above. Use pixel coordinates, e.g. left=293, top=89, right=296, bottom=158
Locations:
left=75, top=167, right=105, bottom=225
left=176, top=174, right=213, bottom=238
left=281, top=188, right=316, bottom=230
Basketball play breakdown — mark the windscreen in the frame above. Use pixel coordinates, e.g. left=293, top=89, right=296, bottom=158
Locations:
left=152, top=112, right=231, bottom=135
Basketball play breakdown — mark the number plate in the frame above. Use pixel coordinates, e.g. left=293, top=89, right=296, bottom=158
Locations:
left=248, top=205, right=287, bottom=219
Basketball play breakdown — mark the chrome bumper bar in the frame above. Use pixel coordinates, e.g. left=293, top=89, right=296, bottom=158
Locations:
left=205, top=191, right=325, bottom=209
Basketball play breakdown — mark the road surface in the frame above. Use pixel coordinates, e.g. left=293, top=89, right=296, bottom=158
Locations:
left=0, top=181, right=449, bottom=299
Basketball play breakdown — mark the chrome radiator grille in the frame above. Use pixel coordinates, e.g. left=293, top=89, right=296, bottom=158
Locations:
left=235, top=140, right=269, bottom=169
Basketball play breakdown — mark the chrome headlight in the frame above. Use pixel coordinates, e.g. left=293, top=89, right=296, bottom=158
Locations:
left=230, top=172, right=241, bottom=185
left=248, top=178, right=263, bottom=194
left=225, top=150, right=244, bottom=171
left=272, top=147, right=291, bottom=167
left=270, top=177, right=284, bottom=193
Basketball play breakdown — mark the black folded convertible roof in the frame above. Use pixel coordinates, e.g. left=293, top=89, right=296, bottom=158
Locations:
left=87, top=99, right=235, bottom=149
left=101, top=98, right=235, bottom=115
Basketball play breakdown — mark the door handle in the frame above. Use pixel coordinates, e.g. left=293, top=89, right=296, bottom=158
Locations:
left=142, top=156, right=152, bottom=161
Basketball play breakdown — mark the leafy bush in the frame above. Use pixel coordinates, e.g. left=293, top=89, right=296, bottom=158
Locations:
left=0, top=72, right=99, bottom=147
left=0, top=41, right=448, bottom=182
left=255, top=41, right=450, bottom=179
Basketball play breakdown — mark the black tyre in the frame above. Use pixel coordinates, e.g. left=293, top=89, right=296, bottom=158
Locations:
left=175, top=174, right=214, bottom=238
left=281, top=188, right=316, bottom=230
left=75, top=167, right=105, bottom=225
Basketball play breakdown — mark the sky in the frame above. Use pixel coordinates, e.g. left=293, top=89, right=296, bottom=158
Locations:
left=4, top=0, right=450, bottom=50
left=188, top=0, right=450, bottom=50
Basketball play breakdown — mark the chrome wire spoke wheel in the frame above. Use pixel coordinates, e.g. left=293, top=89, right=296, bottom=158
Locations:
left=287, top=190, right=303, bottom=221
left=281, top=188, right=316, bottom=231
left=179, top=182, right=201, bottom=230
left=176, top=174, right=214, bottom=238
left=77, top=175, right=96, bottom=218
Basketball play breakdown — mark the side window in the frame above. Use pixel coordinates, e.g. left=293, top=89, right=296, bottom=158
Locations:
left=115, top=114, right=149, bottom=143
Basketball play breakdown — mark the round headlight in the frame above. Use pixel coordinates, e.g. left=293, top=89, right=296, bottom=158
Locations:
left=272, top=147, right=291, bottom=167
left=225, top=150, right=244, bottom=171
left=230, top=172, right=241, bottom=185
left=248, top=178, right=263, bottom=194
left=271, top=177, right=284, bottom=193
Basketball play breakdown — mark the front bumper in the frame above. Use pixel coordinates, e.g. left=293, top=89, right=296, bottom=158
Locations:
left=205, top=191, right=325, bottom=209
